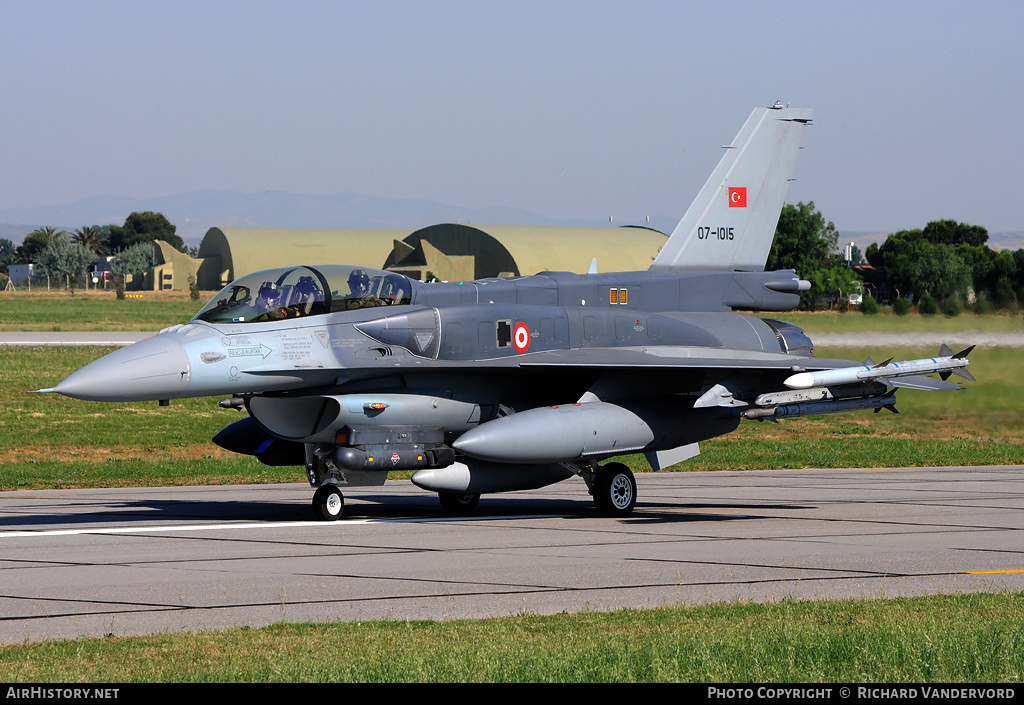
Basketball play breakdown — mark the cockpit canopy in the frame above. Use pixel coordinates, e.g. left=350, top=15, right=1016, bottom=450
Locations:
left=193, top=265, right=414, bottom=324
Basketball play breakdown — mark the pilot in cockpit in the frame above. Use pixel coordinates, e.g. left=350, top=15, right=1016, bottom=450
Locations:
left=339, top=268, right=383, bottom=310
left=294, top=275, right=322, bottom=303
left=254, top=281, right=283, bottom=317
left=348, top=269, right=370, bottom=297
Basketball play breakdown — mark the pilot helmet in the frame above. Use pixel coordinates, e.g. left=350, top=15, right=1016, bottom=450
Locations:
left=258, top=281, right=281, bottom=301
left=295, top=275, right=319, bottom=294
left=348, top=269, right=369, bottom=293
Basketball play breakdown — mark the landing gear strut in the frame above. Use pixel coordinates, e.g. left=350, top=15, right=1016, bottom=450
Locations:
left=313, top=484, right=345, bottom=521
left=591, top=462, right=637, bottom=517
left=438, top=492, right=480, bottom=515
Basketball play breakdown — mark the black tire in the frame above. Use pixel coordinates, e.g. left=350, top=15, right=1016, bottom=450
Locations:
left=313, top=484, right=345, bottom=521
left=593, top=463, right=636, bottom=517
left=438, top=492, right=480, bottom=515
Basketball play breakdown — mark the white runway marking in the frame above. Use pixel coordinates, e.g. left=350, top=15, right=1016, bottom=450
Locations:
left=0, top=514, right=563, bottom=539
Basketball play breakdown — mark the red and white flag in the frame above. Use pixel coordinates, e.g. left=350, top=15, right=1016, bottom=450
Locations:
left=728, top=187, right=747, bottom=208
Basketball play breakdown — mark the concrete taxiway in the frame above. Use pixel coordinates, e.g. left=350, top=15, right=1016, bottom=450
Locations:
left=1, top=466, right=1022, bottom=644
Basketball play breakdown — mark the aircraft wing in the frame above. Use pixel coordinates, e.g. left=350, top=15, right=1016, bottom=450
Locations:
left=516, top=346, right=858, bottom=372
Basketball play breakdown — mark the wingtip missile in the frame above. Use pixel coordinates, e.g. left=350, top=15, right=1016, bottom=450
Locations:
left=784, top=346, right=976, bottom=390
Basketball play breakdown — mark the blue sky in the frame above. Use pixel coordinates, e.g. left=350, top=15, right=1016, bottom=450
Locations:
left=2, top=0, right=1022, bottom=233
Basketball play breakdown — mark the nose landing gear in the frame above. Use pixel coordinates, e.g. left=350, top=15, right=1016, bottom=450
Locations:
left=313, top=484, right=345, bottom=521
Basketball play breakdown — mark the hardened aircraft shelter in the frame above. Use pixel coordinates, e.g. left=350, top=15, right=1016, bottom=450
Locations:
left=144, top=224, right=668, bottom=290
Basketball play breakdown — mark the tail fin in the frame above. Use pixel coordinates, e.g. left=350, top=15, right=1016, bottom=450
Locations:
left=649, top=105, right=813, bottom=273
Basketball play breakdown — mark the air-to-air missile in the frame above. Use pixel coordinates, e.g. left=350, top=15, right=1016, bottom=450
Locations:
left=783, top=345, right=975, bottom=390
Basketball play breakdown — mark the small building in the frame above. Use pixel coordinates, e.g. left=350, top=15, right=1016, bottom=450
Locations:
left=852, top=265, right=894, bottom=303
left=7, top=263, right=37, bottom=286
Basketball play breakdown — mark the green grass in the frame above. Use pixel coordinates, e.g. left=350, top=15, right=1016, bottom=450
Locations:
left=2, top=344, right=1022, bottom=490
left=0, top=289, right=203, bottom=331
left=2, top=593, right=1022, bottom=682
left=767, top=309, right=1024, bottom=336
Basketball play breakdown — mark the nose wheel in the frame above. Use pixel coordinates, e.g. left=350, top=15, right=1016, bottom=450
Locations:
left=592, top=463, right=636, bottom=517
left=313, top=484, right=345, bottom=520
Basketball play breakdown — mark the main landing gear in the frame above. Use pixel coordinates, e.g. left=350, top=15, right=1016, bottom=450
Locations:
left=588, top=462, right=637, bottom=517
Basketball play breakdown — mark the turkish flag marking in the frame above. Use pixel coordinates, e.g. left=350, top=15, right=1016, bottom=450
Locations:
left=728, top=187, right=747, bottom=208
left=513, top=323, right=531, bottom=353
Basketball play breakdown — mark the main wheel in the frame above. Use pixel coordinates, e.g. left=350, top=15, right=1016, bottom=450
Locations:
left=438, top=492, right=480, bottom=515
left=313, top=484, right=345, bottom=521
left=593, top=463, right=636, bottom=517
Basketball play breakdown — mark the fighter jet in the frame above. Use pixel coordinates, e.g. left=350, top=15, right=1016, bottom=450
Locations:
left=46, top=105, right=973, bottom=519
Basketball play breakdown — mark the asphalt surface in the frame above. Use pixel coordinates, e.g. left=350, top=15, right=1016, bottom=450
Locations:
left=2, top=467, right=1022, bottom=644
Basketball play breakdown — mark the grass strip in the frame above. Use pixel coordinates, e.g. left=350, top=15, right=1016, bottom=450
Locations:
left=0, top=290, right=204, bottom=331
left=2, top=593, right=1022, bottom=682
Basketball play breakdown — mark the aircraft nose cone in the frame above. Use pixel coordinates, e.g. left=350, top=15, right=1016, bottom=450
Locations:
left=54, top=334, right=191, bottom=402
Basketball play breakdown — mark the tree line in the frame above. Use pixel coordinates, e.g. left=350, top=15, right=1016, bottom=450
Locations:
left=0, top=211, right=185, bottom=293
left=769, top=202, right=1024, bottom=314
left=865, top=220, right=1024, bottom=313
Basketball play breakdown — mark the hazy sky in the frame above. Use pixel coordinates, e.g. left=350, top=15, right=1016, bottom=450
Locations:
left=3, top=0, right=1022, bottom=233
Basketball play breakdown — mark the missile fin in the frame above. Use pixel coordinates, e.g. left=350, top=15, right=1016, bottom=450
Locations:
left=872, top=391, right=899, bottom=414
left=874, top=357, right=893, bottom=369
left=940, top=343, right=953, bottom=358
left=940, top=370, right=952, bottom=381
left=953, top=367, right=977, bottom=383
left=885, top=391, right=899, bottom=414
left=952, top=345, right=975, bottom=359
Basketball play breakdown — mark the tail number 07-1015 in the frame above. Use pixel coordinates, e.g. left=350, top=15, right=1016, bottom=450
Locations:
left=697, top=226, right=735, bottom=241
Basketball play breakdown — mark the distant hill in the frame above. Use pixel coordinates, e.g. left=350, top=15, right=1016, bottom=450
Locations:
left=0, top=191, right=677, bottom=247
left=988, top=231, right=1024, bottom=251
